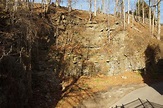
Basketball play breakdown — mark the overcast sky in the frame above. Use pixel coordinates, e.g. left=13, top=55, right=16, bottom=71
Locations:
left=36, top=0, right=163, bottom=23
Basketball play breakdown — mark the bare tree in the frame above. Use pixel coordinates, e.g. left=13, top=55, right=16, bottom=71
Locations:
left=149, top=0, right=152, bottom=35
left=115, top=0, right=125, bottom=28
left=102, top=0, right=105, bottom=13
left=157, top=0, right=161, bottom=40
left=120, top=0, right=123, bottom=19
left=138, top=0, right=140, bottom=21
left=142, top=0, right=145, bottom=23
left=68, top=0, right=72, bottom=12
left=94, top=0, right=97, bottom=16
left=128, top=0, right=130, bottom=24
left=122, top=0, right=125, bottom=29
left=114, top=0, right=119, bottom=17
left=107, top=0, right=111, bottom=42
left=56, top=0, right=61, bottom=7
left=88, top=0, right=92, bottom=21
left=151, top=0, right=157, bottom=35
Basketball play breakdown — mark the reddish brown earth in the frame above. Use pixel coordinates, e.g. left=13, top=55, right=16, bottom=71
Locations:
left=55, top=72, right=163, bottom=108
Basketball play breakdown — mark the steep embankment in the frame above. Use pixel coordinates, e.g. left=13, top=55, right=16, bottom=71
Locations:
left=0, top=7, right=62, bottom=108
left=48, top=6, right=162, bottom=76
left=46, top=6, right=163, bottom=108
left=0, top=4, right=163, bottom=108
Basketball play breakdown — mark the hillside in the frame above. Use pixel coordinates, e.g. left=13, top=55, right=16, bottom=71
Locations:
left=0, top=3, right=163, bottom=108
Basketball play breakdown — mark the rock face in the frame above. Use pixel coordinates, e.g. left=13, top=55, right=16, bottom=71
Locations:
left=106, top=31, right=147, bottom=75
left=44, top=6, right=160, bottom=76
left=53, top=17, right=150, bottom=76
left=73, top=21, right=149, bottom=75
left=49, top=8, right=160, bottom=76
left=46, top=7, right=163, bottom=77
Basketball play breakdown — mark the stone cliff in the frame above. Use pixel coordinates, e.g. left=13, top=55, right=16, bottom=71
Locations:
left=48, top=6, right=163, bottom=76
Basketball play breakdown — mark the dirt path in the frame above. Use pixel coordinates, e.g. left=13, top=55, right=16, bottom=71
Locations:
left=77, top=84, right=146, bottom=108
left=55, top=72, right=163, bottom=108
left=111, top=82, right=163, bottom=107
left=56, top=72, right=145, bottom=108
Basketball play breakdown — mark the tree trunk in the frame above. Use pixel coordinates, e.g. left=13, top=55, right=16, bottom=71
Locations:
left=149, top=0, right=152, bottom=35
left=56, top=0, right=60, bottom=7
left=142, top=0, right=145, bottom=23
left=107, top=0, right=110, bottom=42
left=120, top=0, right=122, bottom=18
left=114, top=0, right=118, bottom=16
left=14, top=0, right=18, bottom=11
left=152, top=0, right=156, bottom=36
left=152, top=7, right=155, bottom=35
left=94, top=0, right=96, bottom=16
left=102, top=0, right=105, bottom=13
left=122, top=0, right=125, bottom=29
left=68, top=0, right=72, bottom=12
left=128, top=0, right=130, bottom=24
left=157, top=0, right=161, bottom=40
left=118, top=0, right=121, bottom=18
left=138, top=0, right=140, bottom=21
left=89, top=0, right=92, bottom=21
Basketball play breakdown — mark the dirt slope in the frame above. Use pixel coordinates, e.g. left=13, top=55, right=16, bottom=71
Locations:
left=50, top=6, right=163, bottom=108
left=1, top=4, right=163, bottom=108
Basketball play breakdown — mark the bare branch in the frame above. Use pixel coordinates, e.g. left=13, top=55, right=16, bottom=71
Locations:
left=0, top=46, right=13, bottom=61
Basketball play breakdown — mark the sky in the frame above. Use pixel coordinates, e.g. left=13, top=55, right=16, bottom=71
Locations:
left=36, top=0, right=163, bottom=23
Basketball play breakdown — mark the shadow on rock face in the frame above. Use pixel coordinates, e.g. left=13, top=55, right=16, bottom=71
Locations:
left=156, top=59, right=163, bottom=73
left=140, top=44, right=163, bottom=95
